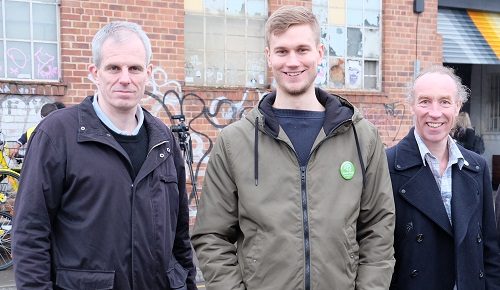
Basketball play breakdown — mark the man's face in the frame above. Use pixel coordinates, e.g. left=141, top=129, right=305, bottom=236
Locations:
left=89, top=32, right=152, bottom=117
left=265, top=24, right=324, bottom=97
left=411, top=72, right=461, bottom=149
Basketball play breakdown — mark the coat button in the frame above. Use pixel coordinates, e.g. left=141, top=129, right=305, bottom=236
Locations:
left=401, top=189, right=406, bottom=194
left=416, top=234, right=424, bottom=243
left=475, top=165, right=480, bottom=170
left=80, top=126, right=86, bottom=131
left=477, top=233, right=482, bottom=243
left=396, top=164, right=401, bottom=169
left=159, top=153, right=165, bottom=158
left=410, top=269, right=419, bottom=278
left=479, top=271, right=484, bottom=278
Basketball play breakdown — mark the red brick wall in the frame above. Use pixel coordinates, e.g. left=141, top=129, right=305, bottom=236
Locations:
left=1, top=0, right=445, bottom=175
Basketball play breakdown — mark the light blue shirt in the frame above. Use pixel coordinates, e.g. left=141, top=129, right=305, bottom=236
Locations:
left=414, top=130, right=467, bottom=224
left=92, top=93, right=144, bottom=136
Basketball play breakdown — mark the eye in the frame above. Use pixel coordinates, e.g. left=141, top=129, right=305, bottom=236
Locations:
left=129, top=66, right=144, bottom=73
left=275, top=49, right=286, bottom=55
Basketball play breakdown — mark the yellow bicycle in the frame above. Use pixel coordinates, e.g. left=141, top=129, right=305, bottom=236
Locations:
left=0, top=130, right=20, bottom=270
left=0, top=132, right=20, bottom=217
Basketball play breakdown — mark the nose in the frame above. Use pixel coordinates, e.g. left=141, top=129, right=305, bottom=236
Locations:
left=118, top=69, right=131, bottom=84
left=428, top=102, right=442, bottom=117
left=285, top=51, right=300, bottom=67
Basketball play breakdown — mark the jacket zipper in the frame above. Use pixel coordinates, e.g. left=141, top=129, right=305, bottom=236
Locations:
left=131, top=140, right=166, bottom=289
left=300, top=166, right=311, bottom=290
left=266, top=117, right=352, bottom=290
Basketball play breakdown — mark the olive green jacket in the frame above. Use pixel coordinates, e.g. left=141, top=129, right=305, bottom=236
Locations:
left=192, top=88, right=395, bottom=290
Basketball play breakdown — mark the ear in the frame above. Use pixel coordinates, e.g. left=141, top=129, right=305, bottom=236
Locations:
left=317, top=43, right=325, bottom=61
left=265, top=47, right=272, bottom=68
left=146, top=63, right=153, bottom=78
left=89, top=64, right=98, bottom=84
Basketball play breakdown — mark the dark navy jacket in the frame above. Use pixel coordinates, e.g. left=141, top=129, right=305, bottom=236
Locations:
left=386, top=128, right=500, bottom=290
left=13, top=96, right=197, bottom=290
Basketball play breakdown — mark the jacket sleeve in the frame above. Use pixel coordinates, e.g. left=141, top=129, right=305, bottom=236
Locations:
left=170, top=132, right=198, bottom=290
left=480, top=161, right=500, bottom=288
left=191, top=131, right=245, bottom=290
left=13, top=128, right=64, bottom=290
left=355, top=129, right=396, bottom=290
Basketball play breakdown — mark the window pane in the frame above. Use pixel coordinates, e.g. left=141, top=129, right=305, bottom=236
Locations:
left=364, top=60, right=377, bottom=75
left=34, top=43, right=59, bottom=80
left=365, top=0, right=380, bottom=10
left=0, top=2, right=3, bottom=36
left=328, top=26, right=345, bottom=57
left=246, top=36, right=264, bottom=52
left=206, top=51, right=224, bottom=85
left=227, top=18, right=246, bottom=35
left=328, top=8, right=345, bottom=26
left=247, top=19, right=265, bottom=37
left=364, top=76, right=377, bottom=89
left=204, top=0, right=224, bottom=14
left=6, top=1, right=30, bottom=39
left=328, top=57, right=345, bottom=88
left=185, top=51, right=204, bottom=85
left=206, top=16, right=225, bottom=34
left=365, top=10, right=380, bottom=27
left=34, top=0, right=58, bottom=2
left=0, top=45, right=5, bottom=78
left=6, top=41, right=32, bottom=79
left=33, top=4, right=57, bottom=41
left=346, top=59, right=362, bottom=89
left=313, top=6, right=328, bottom=25
left=226, top=70, right=245, bottom=86
left=227, top=0, right=245, bottom=16
left=347, top=9, right=363, bottom=26
left=206, top=34, right=224, bottom=50
left=226, top=52, right=245, bottom=70
left=185, top=15, right=204, bottom=33
left=226, top=35, right=246, bottom=51
left=247, top=52, right=266, bottom=86
left=247, top=0, right=266, bottom=17
left=185, top=32, right=204, bottom=50
left=364, top=28, right=380, bottom=58
left=185, top=0, right=203, bottom=12
left=347, top=28, right=362, bottom=57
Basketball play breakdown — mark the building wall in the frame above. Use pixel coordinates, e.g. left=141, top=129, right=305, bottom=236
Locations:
left=0, top=0, right=444, bottom=206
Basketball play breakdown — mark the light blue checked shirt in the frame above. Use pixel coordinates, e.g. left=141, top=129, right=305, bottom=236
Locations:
left=414, top=130, right=467, bottom=224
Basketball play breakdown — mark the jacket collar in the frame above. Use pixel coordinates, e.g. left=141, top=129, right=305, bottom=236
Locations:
left=253, top=87, right=356, bottom=138
left=393, top=128, right=482, bottom=242
left=77, top=96, right=170, bottom=150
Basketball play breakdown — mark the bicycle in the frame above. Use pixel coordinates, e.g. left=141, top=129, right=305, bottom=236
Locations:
left=0, top=131, right=21, bottom=217
left=0, top=211, right=12, bottom=271
left=0, top=130, right=21, bottom=270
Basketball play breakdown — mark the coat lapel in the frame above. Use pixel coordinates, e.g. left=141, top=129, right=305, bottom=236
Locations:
left=451, top=161, right=480, bottom=246
left=393, top=129, right=453, bottom=236
left=399, top=166, right=454, bottom=236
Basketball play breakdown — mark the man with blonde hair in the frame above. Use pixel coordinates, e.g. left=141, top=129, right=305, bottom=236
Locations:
left=193, top=5, right=395, bottom=290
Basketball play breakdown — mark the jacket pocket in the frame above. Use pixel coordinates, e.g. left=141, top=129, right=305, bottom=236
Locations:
left=166, top=260, right=188, bottom=290
left=56, top=268, right=114, bottom=290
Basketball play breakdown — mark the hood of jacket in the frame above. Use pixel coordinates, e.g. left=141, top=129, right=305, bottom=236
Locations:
left=246, top=87, right=362, bottom=137
left=245, top=87, right=366, bottom=186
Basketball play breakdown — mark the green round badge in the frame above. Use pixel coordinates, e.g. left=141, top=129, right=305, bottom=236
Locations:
left=340, top=161, right=355, bottom=180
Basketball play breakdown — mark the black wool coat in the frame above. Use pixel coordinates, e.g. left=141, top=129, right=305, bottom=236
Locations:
left=386, top=128, right=500, bottom=290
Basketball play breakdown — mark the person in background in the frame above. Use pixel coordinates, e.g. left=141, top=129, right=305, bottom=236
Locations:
left=386, top=65, right=500, bottom=290
left=8, top=102, right=63, bottom=158
left=451, top=111, right=485, bottom=154
left=13, top=21, right=197, bottom=290
left=192, top=5, right=395, bottom=290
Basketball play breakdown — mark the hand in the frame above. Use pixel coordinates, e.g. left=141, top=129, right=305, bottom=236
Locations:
left=8, top=143, right=20, bottom=158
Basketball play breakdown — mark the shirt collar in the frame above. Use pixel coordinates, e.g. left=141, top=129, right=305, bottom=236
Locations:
left=92, top=93, right=144, bottom=136
left=414, top=129, right=467, bottom=169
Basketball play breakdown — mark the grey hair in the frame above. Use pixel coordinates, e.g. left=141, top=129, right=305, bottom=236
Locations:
left=406, top=65, right=469, bottom=105
left=91, top=21, right=152, bottom=68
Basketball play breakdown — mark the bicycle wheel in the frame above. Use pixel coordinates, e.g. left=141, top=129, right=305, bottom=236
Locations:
left=0, top=170, right=20, bottom=216
left=0, top=211, right=12, bottom=270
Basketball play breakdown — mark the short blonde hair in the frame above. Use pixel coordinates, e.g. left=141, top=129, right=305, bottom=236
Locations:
left=265, top=5, right=320, bottom=47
